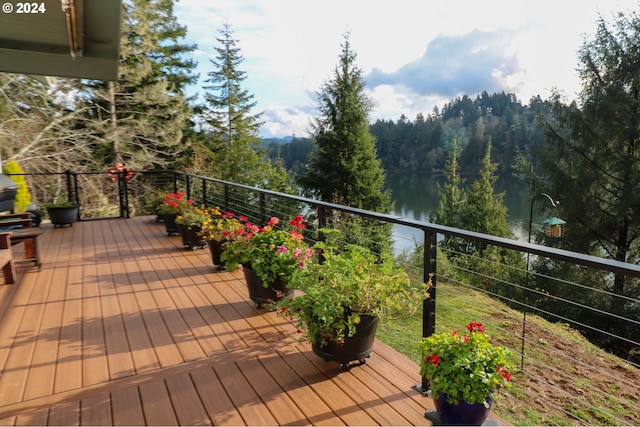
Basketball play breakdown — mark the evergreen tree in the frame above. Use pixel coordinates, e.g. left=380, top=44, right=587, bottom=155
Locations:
left=200, top=23, right=291, bottom=216
left=519, top=11, right=640, bottom=354
left=433, top=141, right=524, bottom=294
left=298, top=33, right=393, bottom=253
left=79, top=0, right=196, bottom=169
left=529, top=11, right=640, bottom=303
left=430, top=139, right=464, bottom=254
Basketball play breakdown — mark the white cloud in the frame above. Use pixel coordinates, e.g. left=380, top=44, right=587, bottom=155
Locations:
left=175, top=0, right=638, bottom=138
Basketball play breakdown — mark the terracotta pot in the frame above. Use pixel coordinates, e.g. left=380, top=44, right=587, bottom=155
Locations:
left=242, top=265, right=292, bottom=307
left=312, top=314, right=379, bottom=370
left=432, top=393, right=492, bottom=426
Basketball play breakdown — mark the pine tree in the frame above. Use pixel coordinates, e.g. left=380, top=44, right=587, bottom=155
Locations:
left=79, top=0, right=196, bottom=169
left=433, top=141, right=524, bottom=294
left=430, top=139, right=465, bottom=254
left=530, top=11, right=640, bottom=298
left=201, top=23, right=289, bottom=192
left=298, top=33, right=393, bottom=253
left=300, top=33, right=391, bottom=211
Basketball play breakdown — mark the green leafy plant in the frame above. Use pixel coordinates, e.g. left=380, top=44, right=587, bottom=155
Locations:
left=157, top=191, right=192, bottom=216
left=275, top=229, right=422, bottom=346
left=43, top=200, right=77, bottom=208
left=175, top=205, right=210, bottom=230
left=418, top=322, right=512, bottom=407
left=221, top=215, right=311, bottom=284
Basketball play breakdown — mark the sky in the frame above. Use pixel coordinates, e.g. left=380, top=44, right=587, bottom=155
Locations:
left=174, top=0, right=639, bottom=138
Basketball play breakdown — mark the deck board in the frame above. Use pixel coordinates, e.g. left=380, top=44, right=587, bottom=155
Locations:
left=0, top=215, right=507, bottom=426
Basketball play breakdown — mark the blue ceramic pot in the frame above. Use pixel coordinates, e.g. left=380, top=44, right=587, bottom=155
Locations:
left=433, top=393, right=492, bottom=425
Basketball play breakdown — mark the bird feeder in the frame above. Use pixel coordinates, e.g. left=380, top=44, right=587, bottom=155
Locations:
left=543, top=217, right=566, bottom=238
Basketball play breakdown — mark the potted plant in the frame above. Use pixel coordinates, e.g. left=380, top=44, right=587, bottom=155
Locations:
left=221, top=215, right=312, bottom=307
left=275, top=229, right=422, bottom=369
left=198, top=208, right=244, bottom=269
left=157, top=191, right=192, bottom=236
left=146, top=192, right=169, bottom=223
left=175, top=205, right=210, bottom=250
left=418, top=322, right=513, bottom=425
left=44, top=200, right=79, bottom=227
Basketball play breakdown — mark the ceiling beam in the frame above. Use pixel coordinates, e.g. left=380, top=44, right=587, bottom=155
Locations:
left=0, top=48, right=118, bottom=81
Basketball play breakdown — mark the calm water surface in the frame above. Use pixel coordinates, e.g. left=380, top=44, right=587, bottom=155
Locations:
left=386, top=174, right=537, bottom=253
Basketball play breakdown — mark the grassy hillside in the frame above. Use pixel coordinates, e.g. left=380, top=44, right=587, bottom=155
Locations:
left=376, top=283, right=640, bottom=426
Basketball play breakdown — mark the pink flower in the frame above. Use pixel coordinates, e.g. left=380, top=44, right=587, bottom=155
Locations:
left=277, top=245, right=288, bottom=253
left=268, top=217, right=279, bottom=226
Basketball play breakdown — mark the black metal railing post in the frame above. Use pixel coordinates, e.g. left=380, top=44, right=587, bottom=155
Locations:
left=201, top=178, right=207, bottom=206
left=117, top=170, right=130, bottom=218
left=424, top=230, right=437, bottom=337
left=223, top=184, right=230, bottom=213
left=414, top=229, right=438, bottom=395
left=259, top=193, right=266, bottom=225
left=185, top=175, right=191, bottom=201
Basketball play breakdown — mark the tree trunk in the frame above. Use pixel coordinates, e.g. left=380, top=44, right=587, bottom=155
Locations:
left=109, top=81, right=121, bottom=164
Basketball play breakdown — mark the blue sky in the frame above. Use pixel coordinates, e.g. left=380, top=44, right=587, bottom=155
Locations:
left=174, top=0, right=638, bottom=138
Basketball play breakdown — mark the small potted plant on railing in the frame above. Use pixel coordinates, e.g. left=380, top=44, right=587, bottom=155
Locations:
left=44, top=200, right=79, bottom=227
left=221, top=215, right=312, bottom=307
left=198, top=208, right=244, bottom=269
left=157, top=191, right=192, bottom=236
left=275, top=229, right=422, bottom=369
left=175, top=205, right=210, bottom=250
left=418, top=322, right=512, bottom=425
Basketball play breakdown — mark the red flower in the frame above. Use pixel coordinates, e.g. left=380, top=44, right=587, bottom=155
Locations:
left=466, top=322, right=484, bottom=333
left=425, top=353, right=441, bottom=366
left=497, top=366, right=511, bottom=382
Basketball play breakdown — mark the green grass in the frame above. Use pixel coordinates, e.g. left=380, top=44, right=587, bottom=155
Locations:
left=375, top=281, right=640, bottom=426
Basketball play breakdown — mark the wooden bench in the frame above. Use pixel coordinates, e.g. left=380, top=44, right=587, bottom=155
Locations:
left=0, top=232, right=16, bottom=284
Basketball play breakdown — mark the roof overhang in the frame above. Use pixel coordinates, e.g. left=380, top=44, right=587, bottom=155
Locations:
left=0, top=0, right=122, bottom=81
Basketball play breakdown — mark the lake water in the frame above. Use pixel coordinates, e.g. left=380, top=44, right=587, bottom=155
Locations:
left=385, top=174, right=537, bottom=252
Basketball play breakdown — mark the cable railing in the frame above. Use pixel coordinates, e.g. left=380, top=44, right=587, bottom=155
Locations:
left=10, top=168, right=640, bottom=425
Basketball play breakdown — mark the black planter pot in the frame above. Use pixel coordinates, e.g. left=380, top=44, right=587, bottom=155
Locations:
left=242, top=265, right=292, bottom=308
left=429, top=393, right=492, bottom=426
left=207, top=239, right=226, bottom=269
left=46, top=205, right=79, bottom=227
left=177, top=223, right=206, bottom=250
left=162, top=214, right=179, bottom=236
left=312, top=314, right=379, bottom=370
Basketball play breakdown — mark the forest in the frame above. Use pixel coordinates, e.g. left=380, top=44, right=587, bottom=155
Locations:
left=266, top=91, right=549, bottom=176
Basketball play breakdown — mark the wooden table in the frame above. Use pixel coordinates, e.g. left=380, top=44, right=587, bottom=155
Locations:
left=8, top=227, right=43, bottom=269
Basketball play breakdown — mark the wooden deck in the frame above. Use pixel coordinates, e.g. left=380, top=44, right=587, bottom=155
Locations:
left=0, top=215, right=492, bottom=426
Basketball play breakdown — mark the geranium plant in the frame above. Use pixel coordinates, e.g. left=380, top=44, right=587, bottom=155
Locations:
left=418, top=322, right=512, bottom=407
left=221, top=215, right=313, bottom=284
left=157, top=191, right=192, bottom=216
left=275, top=229, right=422, bottom=346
